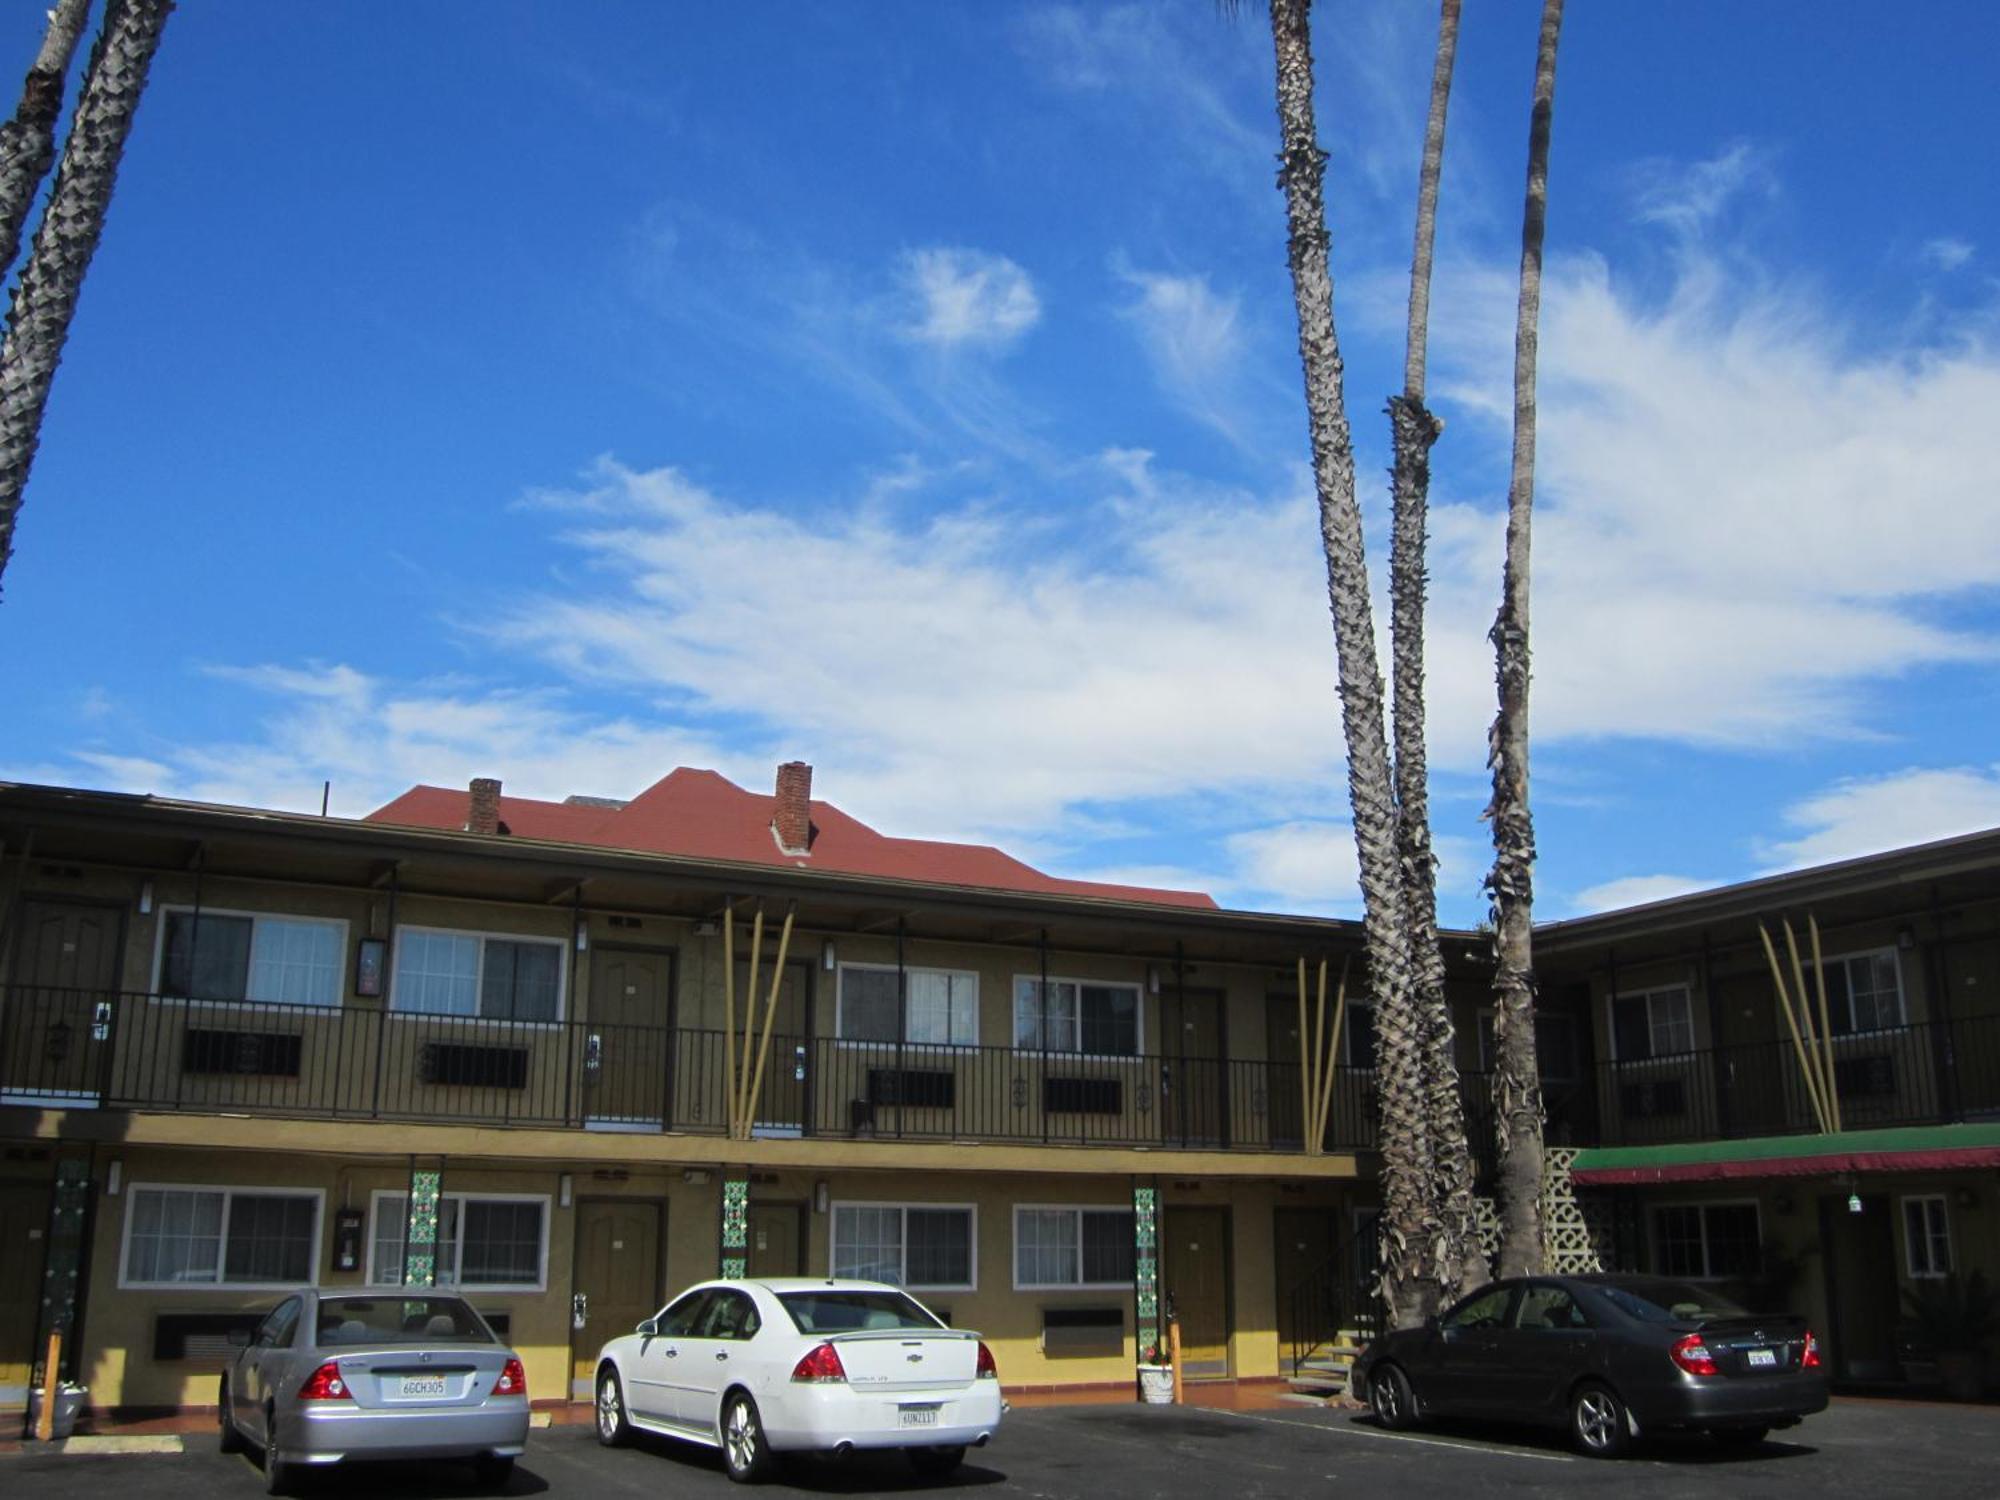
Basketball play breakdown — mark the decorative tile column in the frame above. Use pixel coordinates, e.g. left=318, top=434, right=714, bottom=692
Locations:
left=1132, top=1180, right=1161, bottom=1359
left=719, top=1172, right=750, bottom=1279
left=35, top=1158, right=91, bottom=1378
left=402, top=1164, right=443, bottom=1288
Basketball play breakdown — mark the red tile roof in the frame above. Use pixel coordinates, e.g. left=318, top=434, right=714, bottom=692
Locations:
left=366, top=768, right=1217, bottom=910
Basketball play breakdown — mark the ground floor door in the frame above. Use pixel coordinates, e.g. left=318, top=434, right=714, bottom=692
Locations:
left=1166, top=986, right=1227, bottom=1146
left=1821, top=1192, right=1900, bottom=1383
left=747, top=1202, right=805, bottom=1278
left=1163, top=1206, right=1231, bottom=1377
left=0, top=1180, right=51, bottom=1403
left=583, top=948, right=675, bottom=1127
left=1272, top=1206, right=1337, bottom=1360
left=2, top=900, right=123, bottom=1105
left=570, top=1199, right=663, bottom=1399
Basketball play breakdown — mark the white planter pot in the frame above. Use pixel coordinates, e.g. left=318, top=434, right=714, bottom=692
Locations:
left=1138, top=1364, right=1173, bottom=1404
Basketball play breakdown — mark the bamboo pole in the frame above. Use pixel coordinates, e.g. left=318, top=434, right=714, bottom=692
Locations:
left=1809, top=914, right=1843, bottom=1132
left=1784, top=920, right=1834, bottom=1130
left=1312, top=957, right=1350, bottom=1149
left=1296, top=958, right=1314, bottom=1154
left=736, top=906, right=766, bottom=1137
left=33, top=1330, right=59, bottom=1440
left=1759, top=922, right=1830, bottom=1133
left=1308, top=956, right=1329, bottom=1153
left=722, top=902, right=737, bottom=1137
left=741, top=907, right=798, bottom=1140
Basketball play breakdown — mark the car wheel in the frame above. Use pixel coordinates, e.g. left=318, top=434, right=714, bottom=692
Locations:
left=262, top=1409, right=292, bottom=1495
left=721, top=1391, right=777, bottom=1484
left=1712, top=1426, right=1769, bottom=1449
left=1569, top=1382, right=1631, bottom=1459
left=471, top=1454, right=515, bottom=1488
left=217, top=1375, right=243, bottom=1455
left=1369, top=1364, right=1419, bottom=1431
left=595, top=1368, right=631, bottom=1447
left=907, top=1444, right=966, bottom=1479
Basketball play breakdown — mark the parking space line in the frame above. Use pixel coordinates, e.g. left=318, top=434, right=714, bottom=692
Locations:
left=1202, top=1407, right=1578, bottom=1463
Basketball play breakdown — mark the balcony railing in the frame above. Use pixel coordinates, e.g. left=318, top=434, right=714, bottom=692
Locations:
left=0, top=985, right=1386, bottom=1154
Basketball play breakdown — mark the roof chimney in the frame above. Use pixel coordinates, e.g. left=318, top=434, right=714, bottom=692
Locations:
left=467, top=777, right=502, bottom=836
left=772, top=761, right=812, bottom=855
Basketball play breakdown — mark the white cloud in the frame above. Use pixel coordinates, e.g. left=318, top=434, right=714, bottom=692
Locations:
left=1226, top=821, right=1361, bottom=908
left=1570, top=873, right=1715, bottom=916
left=1923, top=236, right=1974, bottom=271
left=1759, top=764, right=2000, bottom=872
left=897, top=248, right=1040, bottom=348
left=1116, top=265, right=1248, bottom=440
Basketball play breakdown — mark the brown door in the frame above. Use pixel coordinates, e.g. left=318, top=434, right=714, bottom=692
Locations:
left=0, top=1180, right=51, bottom=1397
left=571, top=1199, right=663, bottom=1399
left=1168, top=986, right=1227, bottom=1146
left=1266, top=995, right=1305, bottom=1148
left=1163, top=1206, right=1231, bottom=1376
left=3, top=901, right=123, bottom=1103
left=747, top=1202, right=804, bottom=1278
left=584, top=949, right=674, bottom=1126
left=1272, top=1207, right=1337, bottom=1359
left=732, top=959, right=811, bottom=1135
left=1821, top=1193, right=1900, bottom=1382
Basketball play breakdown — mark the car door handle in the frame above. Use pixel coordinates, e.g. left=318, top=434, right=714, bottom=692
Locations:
left=715, top=1351, right=729, bottom=1361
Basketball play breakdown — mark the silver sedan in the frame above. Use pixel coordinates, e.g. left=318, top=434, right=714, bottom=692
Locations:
left=218, top=1290, right=529, bottom=1494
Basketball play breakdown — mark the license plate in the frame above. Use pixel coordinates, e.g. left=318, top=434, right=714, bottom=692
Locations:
left=1747, top=1348, right=1777, bottom=1368
left=899, top=1407, right=939, bottom=1427
left=398, top=1375, right=448, bottom=1398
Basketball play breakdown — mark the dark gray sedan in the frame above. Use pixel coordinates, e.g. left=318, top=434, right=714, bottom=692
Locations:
left=1351, top=1274, right=1829, bottom=1457
left=218, top=1290, right=529, bottom=1493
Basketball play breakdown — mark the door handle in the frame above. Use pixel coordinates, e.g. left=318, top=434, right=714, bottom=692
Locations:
left=572, top=1292, right=588, bottom=1330
left=665, top=1347, right=678, bottom=1358
left=715, top=1350, right=729, bottom=1361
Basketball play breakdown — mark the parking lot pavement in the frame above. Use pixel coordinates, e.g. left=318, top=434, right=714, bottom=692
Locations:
left=5, top=1398, right=2000, bottom=1499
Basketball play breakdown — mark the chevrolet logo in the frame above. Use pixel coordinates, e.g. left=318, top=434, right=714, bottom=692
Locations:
left=907, top=1353, right=924, bottom=1363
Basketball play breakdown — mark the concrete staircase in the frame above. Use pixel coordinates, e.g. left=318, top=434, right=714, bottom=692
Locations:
left=1286, top=1329, right=1370, bottom=1397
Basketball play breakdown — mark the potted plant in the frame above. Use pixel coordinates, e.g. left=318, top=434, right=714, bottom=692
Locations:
left=1901, top=1271, right=1996, bottom=1400
left=1137, top=1340, right=1173, bottom=1404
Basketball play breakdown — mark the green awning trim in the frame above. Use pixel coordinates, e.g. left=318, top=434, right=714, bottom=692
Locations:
left=1570, top=1123, right=2000, bottom=1184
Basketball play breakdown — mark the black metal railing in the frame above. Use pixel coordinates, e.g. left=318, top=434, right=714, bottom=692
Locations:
left=1285, top=1218, right=1385, bottom=1371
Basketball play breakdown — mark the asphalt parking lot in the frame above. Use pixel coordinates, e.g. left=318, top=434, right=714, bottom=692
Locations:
left=6, top=1397, right=2000, bottom=1499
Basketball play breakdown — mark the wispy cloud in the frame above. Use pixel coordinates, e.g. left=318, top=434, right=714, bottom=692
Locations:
left=1570, top=873, right=1715, bottom=916
left=1922, top=236, right=1975, bottom=272
left=1115, top=264, right=1249, bottom=442
left=1758, top=764, right=2000, bottom=872
left=897, top=248, right=1041, bottom=349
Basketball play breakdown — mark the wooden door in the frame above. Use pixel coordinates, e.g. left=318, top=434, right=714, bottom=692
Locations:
left=747, top=1202, right=804, bottom=1278
left=0, top=1181, right=51, bottom=1399
left=1821, top=1193, right=1900, bottom=1382
left=1168, top=986, right=1227, bottom=1146
left=1265, top=995, right=1305, bottom=1148
left=584, top=949, right=674, bottom=1126
left=3, top=901, right=122, bottom=1103
left=733, top=959, right=811, bottom=1135
left=1163, top=1206, right=1231, bottom=1376
left=1272, top=1206, right=1337, bottom=1357
left=571, top=1199, right=663, bottom=1399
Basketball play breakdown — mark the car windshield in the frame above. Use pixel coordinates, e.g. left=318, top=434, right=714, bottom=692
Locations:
left=777, top=1290, right=943, bottom=1334
left=1594, top=1279, right=1749, bottom=1323
left=314, top=1296, right=496, bottom=1346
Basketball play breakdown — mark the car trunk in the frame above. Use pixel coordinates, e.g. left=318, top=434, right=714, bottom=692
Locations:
left=321, top=1345, right=515, bottom=1408
left=828, top=1329, right=981, bottom=1394
left=1685, top=1315, right=1812, bottom=1376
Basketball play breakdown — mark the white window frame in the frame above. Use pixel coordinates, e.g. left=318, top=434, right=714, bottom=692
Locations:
left=1476, top=1008, right=1578, bottom=1081
left=834, top=962, right=980, bottom=1048
left=1902, top=1194, right=1952, bottom=1279
left=1820, top=947, right=1908, bottom=1037
left=1608, top=984, right=1697, bottom=1062
left=364, top=1189, right=552, bottom=1293
left=388, top=924, right=570, bottom=1025
left=828, top=1200, right=978, bottom=1292
left=149, top=906, right=349, bottom=1009
left=1011, top=975, right=1146, bottom=1058
left=118, top=1182, right=325, bottom=1291
left=1012, top=1204, right=1136, bottom=1291
left=1648, top=1199, right=1761, bottom=1282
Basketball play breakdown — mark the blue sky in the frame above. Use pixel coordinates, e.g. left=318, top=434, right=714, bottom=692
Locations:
left=5, top=1, right=2000, bottom=926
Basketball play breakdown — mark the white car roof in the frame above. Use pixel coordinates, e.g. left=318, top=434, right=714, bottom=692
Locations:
left=710, top=1277, right=914, bottom=1295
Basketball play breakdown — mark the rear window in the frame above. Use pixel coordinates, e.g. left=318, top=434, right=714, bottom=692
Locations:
left=777, top=1290, right=943, bottom=1334
left=315, top=1296, right=496, bottom=1346
left=1594, top=1279, right=1747, bottom=1323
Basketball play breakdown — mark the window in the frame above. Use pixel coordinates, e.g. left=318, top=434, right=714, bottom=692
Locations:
left=1821, top=950, right=1906, bottom=1035
left=1477, top=1011, right=1577, bottom=1081
left=1013, top=978, right=1141, bottom=1056
left=391, top=928, right=563, bottom=1021
left=1903, top=1196, right=1952, bottom=1278
left=1515, top=1284, right=1589, bottom=1331
left=830, top=1203, right=975, bottom=1290
left=1442, top=1285, right=1514, bottom=1330
left=1651, top=1203, right=1760, bottom=1280
left=368, top=1192, right=548, bottom=1290
left=120, top=1185, right=321, bottom=1288
left=1014, top=1206, right=1135, bottom=1289
left=1611, top=986, right=1696, bottom=1061
left=838, top=964, right=978, bottom=1046
left=158, top=909, right=344, bottom=1007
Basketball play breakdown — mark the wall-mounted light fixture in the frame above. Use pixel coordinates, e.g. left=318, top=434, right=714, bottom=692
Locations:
left=1897, top=924, right=1918, bottom=951
left=822, top=939, right=837, bottom=972
left=1147, top=967, right=1160, bottom=995
left=575, top=926, right=589, bottom=953
left=107, top=1160, right=123, bottom=1197
left=137, top=881, right=153, bottom=915
left=682, top=1167, right=712, bottom=1187
left=694, top=919, right=720, bottom=938
left=1847, top=1192, right=1865, bottom=1215
left=815, top=1180, right=830, bottom=1214
left=1956, top=1186, right=1979, bottom=1210
left=559, top=1173, right=573, bottom=1208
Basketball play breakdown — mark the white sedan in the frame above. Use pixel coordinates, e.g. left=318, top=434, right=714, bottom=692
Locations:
left=591, top=1277, right=1002, bottom=1482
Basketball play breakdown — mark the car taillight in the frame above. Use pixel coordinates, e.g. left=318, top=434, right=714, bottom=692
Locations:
left=1801, top=1331, right=1822, bottom=1369
left=296, top=1361, right=352, bottom=1401
left=1669, top=1333, right=1718, bottom=1377
left=791, top=1342, right=847, bottom=1383
left=975, top=1341, right=998, bottom=1380
left=495, top=1357, right=527, bottom=1396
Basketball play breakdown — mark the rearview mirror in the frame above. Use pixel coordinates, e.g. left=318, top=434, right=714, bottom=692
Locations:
left=635, top=1318, right=658, bottom=1337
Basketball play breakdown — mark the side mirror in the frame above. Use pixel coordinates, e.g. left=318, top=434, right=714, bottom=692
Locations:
left=635, top=1318, right=658, bottom=1337
left=228, top=1328, right=253, bottom=1348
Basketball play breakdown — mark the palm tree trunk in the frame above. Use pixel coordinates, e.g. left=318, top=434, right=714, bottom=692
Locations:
left=1267, top=0, right=1433, bottom=1328
left=1387, top=0, right=1485, bottom=1303
left=1487, top=0, right=1563, bottom=1281
left=0, top=0, right=93, bottom=286
left=0, top=0, right=172, bottom=595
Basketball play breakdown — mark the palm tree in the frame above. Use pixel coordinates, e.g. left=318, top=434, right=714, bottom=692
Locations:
left=0, top=0, right=93, bottom=285
left=1265, top=0, right=1434, bottom=1327
left=1387, top=0, right=1486, bottom=1303
left=0, top=0, right=172, bottom=596
left=1486, top=0, right=1564, bottom=1280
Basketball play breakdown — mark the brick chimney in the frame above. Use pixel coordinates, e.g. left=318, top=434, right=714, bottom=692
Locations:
left=467, top=777, right=502, bottom=836
left=772, top=762, right=812, bottom=855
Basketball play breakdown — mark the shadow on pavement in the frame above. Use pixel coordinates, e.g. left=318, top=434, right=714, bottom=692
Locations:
left=1347, top=1410, right=1820, bottom=1465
